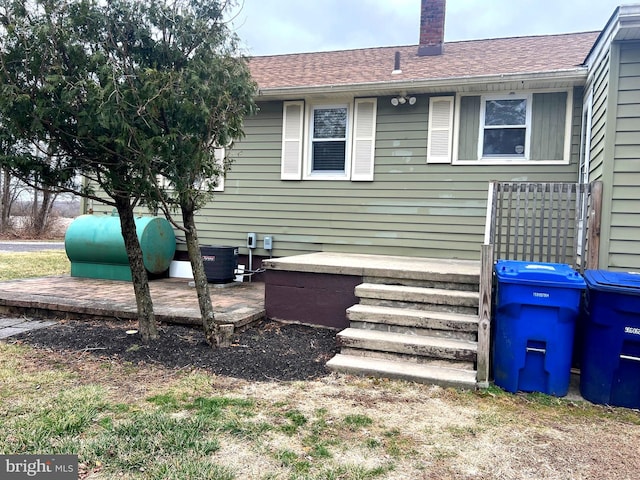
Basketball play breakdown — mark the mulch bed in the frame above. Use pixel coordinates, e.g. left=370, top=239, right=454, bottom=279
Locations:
left=11, top=319, right=339, bottom=382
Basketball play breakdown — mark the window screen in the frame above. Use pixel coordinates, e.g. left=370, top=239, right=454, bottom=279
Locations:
left=311, top=106, right=348, bottom=172
left=482, top=98, right=527, bottom=157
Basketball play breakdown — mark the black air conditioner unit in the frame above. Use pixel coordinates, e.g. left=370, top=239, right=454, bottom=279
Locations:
left=200, top=246, right=239, bottom=283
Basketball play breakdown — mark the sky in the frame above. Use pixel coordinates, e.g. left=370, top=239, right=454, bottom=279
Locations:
left=228, top=0, right=626, bottom=56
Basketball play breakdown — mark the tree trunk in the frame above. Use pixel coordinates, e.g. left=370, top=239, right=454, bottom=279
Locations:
left=114, top=196, right=158, bottom=343
left=31, top=189, right=39, bottom=226
left=181, top=200, right=219, bottom=347
left=33, top=188, right=54, bottom=236
left=0, top=169, right=11, bottom=232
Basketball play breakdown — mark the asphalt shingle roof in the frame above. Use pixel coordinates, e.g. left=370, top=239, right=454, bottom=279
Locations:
left=249, top=31, right=600, bottom=91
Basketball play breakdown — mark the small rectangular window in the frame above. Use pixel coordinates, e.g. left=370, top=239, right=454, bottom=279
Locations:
left=481, top=96, right=529, bottom=158
left=311, top=106, right=348, bottom=173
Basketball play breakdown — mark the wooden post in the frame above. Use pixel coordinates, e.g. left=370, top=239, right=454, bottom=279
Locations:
left=477, top=243, right=494, bottom=388
left=574, top=183, right=587, bottom=271
left=587, top=181, right=603, bottom=270
left=484, top=181, right=497, bottom=245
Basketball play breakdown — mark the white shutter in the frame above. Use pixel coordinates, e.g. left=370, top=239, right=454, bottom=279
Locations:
left=281, top=101, right=304, bottom=180
left=351, top=98, right=377, bottom=181
left=213, top=147, right=225, bottom=192
left=427, top=96, right=454, bottom=164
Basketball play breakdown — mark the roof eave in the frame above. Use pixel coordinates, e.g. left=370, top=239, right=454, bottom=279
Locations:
left=585, top=5, right=640, bottom=69
left=615, top=5, right=640, bottom=40
left=255, top=69, right=589, bottom=100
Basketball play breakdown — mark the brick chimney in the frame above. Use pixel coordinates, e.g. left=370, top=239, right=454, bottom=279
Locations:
left=418, top=0, right=446, bottom=56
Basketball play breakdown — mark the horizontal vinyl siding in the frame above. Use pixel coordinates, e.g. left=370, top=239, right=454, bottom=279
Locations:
left=609, top=42, right=640, bottom=270
left=588, top=48, right=611, bottom=182
left=570, top=87, right=584, bottom=167
left=194, top=96, right=580, bottom=261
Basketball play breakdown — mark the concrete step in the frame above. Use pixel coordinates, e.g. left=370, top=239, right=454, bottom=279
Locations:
left=362, top=276, right=479, bottom=292
left=339, top=347, right=476, bottom=370
left=347, top=303, right=478, bottom=334
left=349, top=321, right=477, bottom=341
left=336, top=327, right=477, bottom=362
left=326, top=353, right=477, bottom=389
left=355, top=283, right=479, bottom=315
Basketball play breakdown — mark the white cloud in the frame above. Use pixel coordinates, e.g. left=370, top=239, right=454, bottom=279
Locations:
left=231, top=0, right=624, bottom=56
left=447, top=0, right=620, bottom=40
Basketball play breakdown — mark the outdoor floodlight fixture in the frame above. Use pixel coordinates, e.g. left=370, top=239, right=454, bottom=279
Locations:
left=391, top=95, right=417, bottom=106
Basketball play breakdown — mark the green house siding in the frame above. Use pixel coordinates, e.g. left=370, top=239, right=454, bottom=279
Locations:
left=571, top=87, right=585, bottom=168
left=457, top=96, right=480, bottom=161
left=608, top=42, right=640, bottom=270
left=588, top=47, right=611, bottom=182
left=585, top=36, right=640, bottom=272
left=530, top=92, right=567, bottom=161
left=187, top=93, right=581, bottom=261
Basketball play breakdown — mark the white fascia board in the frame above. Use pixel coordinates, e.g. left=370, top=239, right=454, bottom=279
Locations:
left=585, top=5, right=640, bottom=71
left=255, top=69, right=588, bottom=101
left=616, top=7, right=640, bottom=39
left=584, top=7, right=620, bottom=70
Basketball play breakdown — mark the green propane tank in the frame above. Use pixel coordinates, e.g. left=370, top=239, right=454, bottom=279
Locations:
left=65, top=213, right=176, bottom=281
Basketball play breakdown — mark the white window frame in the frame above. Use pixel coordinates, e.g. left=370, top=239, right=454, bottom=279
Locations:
left=577, top=88, right=593, bottom=254
left=212, top=147, right=226, bottom=192
left=304, top=103, right=352, bottom=180
left=189, top=147, right=227, bottom=192
left=157, top=147, right=226, bottom=192
left=478, top=93, right=532, bottom=161
left=452, top=89, right=573, bottom=166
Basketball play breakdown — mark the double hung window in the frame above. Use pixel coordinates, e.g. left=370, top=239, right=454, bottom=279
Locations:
left=310, top=105, right=348, bottom=173
left=481, top=96, right=529, bottom=158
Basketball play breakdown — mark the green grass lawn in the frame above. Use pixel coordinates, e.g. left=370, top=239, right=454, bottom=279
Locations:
left=0, top=344, right=399, bottom=479
left=1, top=341, right=640, bottom=480
left=0, top=250, right=70, bottom=280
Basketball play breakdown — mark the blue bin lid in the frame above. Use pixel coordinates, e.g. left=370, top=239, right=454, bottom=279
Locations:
left=495, top=260, right=586, bottom=288
left=584, top=270, right=640, bottom=295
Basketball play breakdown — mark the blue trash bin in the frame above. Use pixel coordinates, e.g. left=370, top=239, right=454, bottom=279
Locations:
left=581, top=271, right=640, bottom=409
left=493, top=260, right=586, bottom=396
